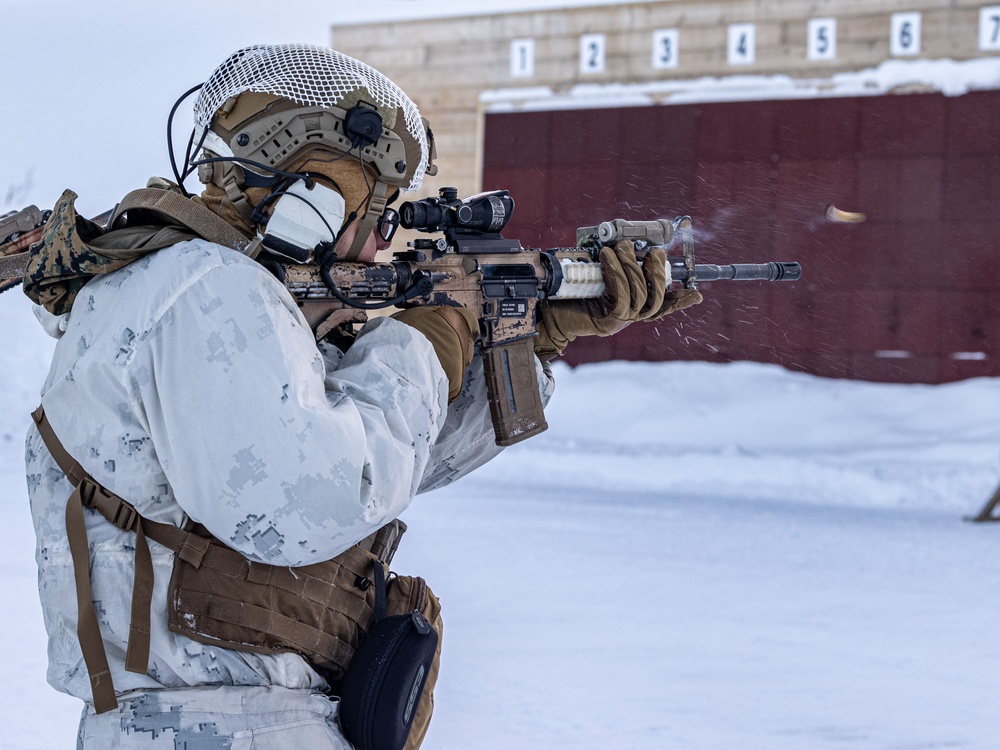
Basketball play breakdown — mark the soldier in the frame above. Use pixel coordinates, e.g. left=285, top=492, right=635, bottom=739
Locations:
left=22, top=44, right=700, bottom=748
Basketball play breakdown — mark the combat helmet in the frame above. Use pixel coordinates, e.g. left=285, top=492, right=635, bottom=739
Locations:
left=185, top=44, right=436, bottom=262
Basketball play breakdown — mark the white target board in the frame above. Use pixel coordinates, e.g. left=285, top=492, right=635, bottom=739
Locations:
left=891, top=12, right=922, bottom=56
left=728, top=24, right=756, bottom=66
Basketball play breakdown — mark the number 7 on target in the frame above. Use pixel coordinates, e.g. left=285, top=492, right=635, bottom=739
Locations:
left=980, top=7, right=1000, bottom=51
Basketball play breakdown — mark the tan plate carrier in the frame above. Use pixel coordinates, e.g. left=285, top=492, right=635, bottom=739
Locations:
left=32, top=406, right=403, bottom=715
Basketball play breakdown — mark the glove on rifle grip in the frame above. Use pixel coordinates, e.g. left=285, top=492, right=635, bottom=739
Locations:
left=392, top=306, right=479, bottom=403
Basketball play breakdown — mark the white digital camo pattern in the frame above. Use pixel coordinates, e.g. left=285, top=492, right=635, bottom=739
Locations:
left=77, top=686, right=349, bottom=749
left=193, top=44, right=429, bottom=190
left=24, top=239, right=554, bottom=726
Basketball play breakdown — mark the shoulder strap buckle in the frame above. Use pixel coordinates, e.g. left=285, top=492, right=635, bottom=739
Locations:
left=78, top=477, right=139, bottom=532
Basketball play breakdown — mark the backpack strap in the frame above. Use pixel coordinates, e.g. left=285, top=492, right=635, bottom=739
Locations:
left=109, top=188, right=252, bottom=253
left=30, top=406, right=211, bottom=714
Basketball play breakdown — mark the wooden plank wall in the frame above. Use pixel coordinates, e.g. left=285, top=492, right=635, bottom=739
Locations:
left=332, top=1, right=997, bottom=199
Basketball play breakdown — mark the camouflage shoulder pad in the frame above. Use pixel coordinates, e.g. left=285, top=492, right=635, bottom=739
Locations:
left=22, top=189, right=132, bottom=316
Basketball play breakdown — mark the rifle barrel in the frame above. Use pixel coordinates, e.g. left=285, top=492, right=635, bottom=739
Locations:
left=672, top=262, right=802, bottom=283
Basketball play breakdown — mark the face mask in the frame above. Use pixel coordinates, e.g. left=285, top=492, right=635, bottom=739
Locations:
left=259, top=180, right=346, bottom=264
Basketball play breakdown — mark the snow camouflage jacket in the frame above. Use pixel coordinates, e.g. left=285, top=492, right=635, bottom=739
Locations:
left=25, top=234, right=555, bottom=703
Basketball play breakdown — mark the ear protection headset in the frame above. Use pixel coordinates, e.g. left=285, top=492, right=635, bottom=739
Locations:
left=344, top=102, right=383, bottom=150
left=256, top=103, right=385, bottom=263
left=195, top=101, right=400, bottom=263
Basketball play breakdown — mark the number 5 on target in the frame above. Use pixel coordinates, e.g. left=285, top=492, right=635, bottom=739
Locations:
left=808, top=18, right=837, bottom=61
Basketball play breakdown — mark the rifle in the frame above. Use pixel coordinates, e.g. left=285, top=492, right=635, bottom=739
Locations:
left=281, top=187, right=802, bottom=446
left=0, top=205, right=118, bottom=293
left=0, top=205, right=49, bottom=293
left=1, top=188, right=801, bottom=445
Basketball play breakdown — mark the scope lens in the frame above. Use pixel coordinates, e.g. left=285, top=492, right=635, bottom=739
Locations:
left=399, top=202, right=418, bottom=229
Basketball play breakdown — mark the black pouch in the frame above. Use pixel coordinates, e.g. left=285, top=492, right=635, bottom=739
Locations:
left=339, top=562, right=439, bottom=750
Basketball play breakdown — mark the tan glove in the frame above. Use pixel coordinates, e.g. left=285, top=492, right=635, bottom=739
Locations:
left=534, top=240, right=703, bottom=360
left=392, top=306, right=479, bottom=402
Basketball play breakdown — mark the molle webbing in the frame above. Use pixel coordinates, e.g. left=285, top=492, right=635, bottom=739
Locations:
left=31, top=405, right=402, bottom=714
left=167, top=539, right=380, bottom=678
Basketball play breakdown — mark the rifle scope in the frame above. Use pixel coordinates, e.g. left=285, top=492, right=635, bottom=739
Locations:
left=400, top=187, right=514, bottom=235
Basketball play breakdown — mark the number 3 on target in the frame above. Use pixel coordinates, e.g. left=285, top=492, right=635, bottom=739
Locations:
left=652, top=29, right=679, bottom=70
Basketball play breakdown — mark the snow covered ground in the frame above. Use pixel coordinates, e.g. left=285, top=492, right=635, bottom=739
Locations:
left=2, top=2, right=999, bottom=747
left=2, top=288, right=999, bottom=749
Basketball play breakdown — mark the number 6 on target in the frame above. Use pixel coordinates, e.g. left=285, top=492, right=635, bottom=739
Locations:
left=891, top=12, right=921, bottom=56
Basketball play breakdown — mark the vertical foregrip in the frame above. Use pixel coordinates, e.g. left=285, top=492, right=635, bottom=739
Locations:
left=481, top=338, right=548, bottom=446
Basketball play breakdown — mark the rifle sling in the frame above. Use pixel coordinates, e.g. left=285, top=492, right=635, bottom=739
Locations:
left=30, top=406, right=212, bottom=714
left=0, top=251, right=29, bottom=285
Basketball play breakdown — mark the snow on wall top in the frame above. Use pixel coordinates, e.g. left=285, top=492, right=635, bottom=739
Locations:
left=481, top=58, right=1000, bottom=111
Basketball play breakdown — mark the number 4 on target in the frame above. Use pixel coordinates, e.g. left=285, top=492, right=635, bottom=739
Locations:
left=728, top=23, right=756, bottom=66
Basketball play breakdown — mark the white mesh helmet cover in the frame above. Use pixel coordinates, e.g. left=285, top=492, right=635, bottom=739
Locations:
left=194, top=44, right=428, bottom=190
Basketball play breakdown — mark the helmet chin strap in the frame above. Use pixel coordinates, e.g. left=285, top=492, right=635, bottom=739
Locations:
left=342, top=181, right=389, bottom=262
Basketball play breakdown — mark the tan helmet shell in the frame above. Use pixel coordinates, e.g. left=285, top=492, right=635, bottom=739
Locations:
left=193, top=45, right=433, bottom=192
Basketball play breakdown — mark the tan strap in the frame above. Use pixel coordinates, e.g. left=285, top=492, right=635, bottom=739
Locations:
left=110, top=188, right=251, bottom=253
left=223, top=176, right=257, bottom=228
left=30, top=405, right=408, bottom=704
left=125, top=518, right=153, bottom=675
left=64, top=481, right=118, bottom=714
left=3, top=187, right=252, bottom=291
left=30, top=406, right=210, bottom=712
left=342, top=181, right=389, bottom=262
left=363, top=519, right=407, bottom=567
